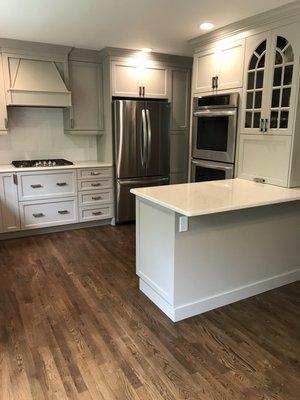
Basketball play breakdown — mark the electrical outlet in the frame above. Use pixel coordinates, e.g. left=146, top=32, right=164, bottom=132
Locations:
left=179, top=216, right=188, bottom=232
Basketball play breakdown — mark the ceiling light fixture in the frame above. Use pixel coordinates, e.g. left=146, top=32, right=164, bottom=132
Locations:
left=199, top=22, right=214, bottom=31
left=141, top=47, right=153, bottom=53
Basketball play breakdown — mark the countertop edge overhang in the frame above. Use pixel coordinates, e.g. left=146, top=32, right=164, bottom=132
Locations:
left=131, top=178, right=300, bottom=217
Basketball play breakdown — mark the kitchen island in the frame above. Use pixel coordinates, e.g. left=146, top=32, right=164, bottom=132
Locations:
left=131, top=179, right=300, bottom=322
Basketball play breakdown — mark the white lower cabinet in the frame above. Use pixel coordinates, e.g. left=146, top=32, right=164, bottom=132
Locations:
left=20, top=198, right=78, bottom=229
left=238, top=134, right=292, bottom=186
left=18, top=170, right=76, bottom=201
left=78, top=189, right=113, bottom=207
left=79, top=204, right=113, bottom=222
left=0, top=173, right=20, bottom=232
left=0, top=166, right=114, bottom=236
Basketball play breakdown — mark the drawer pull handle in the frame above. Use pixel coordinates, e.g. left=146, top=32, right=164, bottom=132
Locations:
left=56, top=182, right=68, bottom=187
left=31, top=184, right=43, bottom=189
left=33, top=213, right=45, bottom=218
left=91, top=172, right=101, bottom=176
left=91, top=183, right=101, bottom=187
left=92, top=211, right=103, bottom=216
left=92, top=196, right=102, bottom=200
left=58, top=210, right=70, bottom=215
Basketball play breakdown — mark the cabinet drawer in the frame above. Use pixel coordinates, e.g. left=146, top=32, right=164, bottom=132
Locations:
left=20, top=198, right=78, bottom=229
left=77, top=178, right=113, bottom=191
left=77, top=168, right=112, bottom=180
left=79, top=205, right=113, bottom=222
left=79, top=189, right=113, bottom=206
left=18, top=170, right=76, bottom=201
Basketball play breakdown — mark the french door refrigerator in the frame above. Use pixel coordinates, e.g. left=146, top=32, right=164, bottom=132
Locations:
left=113, top=99, right=170, bottom=223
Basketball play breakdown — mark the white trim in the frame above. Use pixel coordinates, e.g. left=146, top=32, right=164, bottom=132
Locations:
left=190, top=1, right=300, bottom=49
left=140, top=269, right=300, bottom=322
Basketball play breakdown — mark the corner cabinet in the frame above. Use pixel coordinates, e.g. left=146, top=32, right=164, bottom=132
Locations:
left=64, top=59, right=104, bottom=135
left=111, top=61, right=169, bottom=99
left=193, top=38, right=245, bottom=93
left=238, top=22, right=300, bottom=186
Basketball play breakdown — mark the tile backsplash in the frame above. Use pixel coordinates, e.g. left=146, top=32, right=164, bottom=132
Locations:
left=0, top=107, right=98, bottom=163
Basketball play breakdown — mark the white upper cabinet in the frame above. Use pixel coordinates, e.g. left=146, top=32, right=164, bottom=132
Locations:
left=194, top=47, right=218, bottom=93
left=193, top=39, right=244, bottom=93
left=216, top=40, right=245, bottom=91
left=65, top=60, right=104, bottom=134
left=112, top=61, right=169, bottom=98
left=241, top=23, right=299, bottom=136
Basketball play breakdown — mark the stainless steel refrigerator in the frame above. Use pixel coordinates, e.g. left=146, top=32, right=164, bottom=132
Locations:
left=113, top=99, right=170, bottom=223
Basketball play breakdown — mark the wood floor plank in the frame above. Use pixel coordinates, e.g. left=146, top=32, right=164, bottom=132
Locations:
left=0, top=225, right=299, bottom=399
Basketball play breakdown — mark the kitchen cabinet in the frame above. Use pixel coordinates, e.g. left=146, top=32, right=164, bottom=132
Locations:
left=171, top=69, right=190, bottom=130
left=241, top=24, right=299, bottom=136
left=0, top=173, right=20, bottom=232
left=111, top=61, right=169, bottom=98
left=0, top=55, right=8, bottom=135
left=64, top=60, right=104, bottom=134
left=238, top=22, right=300, bottom=186
left=193, top=39, right=244, bottom=93
left=238, top=134, right=292, bottom=186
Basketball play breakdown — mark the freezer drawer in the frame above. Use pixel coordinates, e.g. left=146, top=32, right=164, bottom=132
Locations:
left=116, top=176, right=169, bottom=223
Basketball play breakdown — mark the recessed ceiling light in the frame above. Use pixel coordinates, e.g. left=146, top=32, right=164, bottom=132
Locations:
left=200, top=22, right=214, bottom=31
left=141, top=47, right=153, bottom=53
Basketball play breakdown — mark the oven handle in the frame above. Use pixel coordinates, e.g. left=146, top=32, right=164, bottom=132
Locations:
left=191, top=160, right=233, bottom=171
left=193, top=110, right=236, bottom=117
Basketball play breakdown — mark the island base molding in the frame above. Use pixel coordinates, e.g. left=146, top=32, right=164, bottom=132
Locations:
left=136, top=198, right=300, bottom=322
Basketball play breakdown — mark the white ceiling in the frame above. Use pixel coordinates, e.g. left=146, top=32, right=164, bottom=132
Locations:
left=0, top=0, right=294, bottom=55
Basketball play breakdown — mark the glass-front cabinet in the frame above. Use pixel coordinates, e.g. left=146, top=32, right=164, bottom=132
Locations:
left=238, top=22, right=300, bottom=187
left=241, top=23, right=299, bottom=136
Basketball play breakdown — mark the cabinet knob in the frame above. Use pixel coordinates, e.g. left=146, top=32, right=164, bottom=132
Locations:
left=56, top=182, right=68, bottom=186
left=92, top=196, right=102, bottom=200
left=91, top=171, right=100, bottom=176
left=58, top=210, right=69, bottom=215
left=91, top=183, right=101, bottom=187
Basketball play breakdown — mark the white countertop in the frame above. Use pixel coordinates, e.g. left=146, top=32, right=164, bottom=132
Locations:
left=0, top=161, right=112, bottom=173
left=131, top=178, right=300, bottom=217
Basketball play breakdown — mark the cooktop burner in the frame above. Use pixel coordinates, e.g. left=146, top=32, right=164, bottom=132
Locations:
left=12, top=159, right=74, bottom=168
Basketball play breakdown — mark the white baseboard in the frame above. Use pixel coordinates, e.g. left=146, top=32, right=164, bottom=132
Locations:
left=140, top=268, right=300, bottom=322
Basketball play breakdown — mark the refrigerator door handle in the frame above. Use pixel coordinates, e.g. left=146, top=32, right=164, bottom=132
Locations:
left=141, top=109, right=147, bottom=168
left=146, top=109, right=152, bottom=167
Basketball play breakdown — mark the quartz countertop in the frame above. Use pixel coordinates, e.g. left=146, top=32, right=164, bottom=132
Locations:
left=131, top=178, right=300, bottom=217
left=0, top=161, right=112, bottom=173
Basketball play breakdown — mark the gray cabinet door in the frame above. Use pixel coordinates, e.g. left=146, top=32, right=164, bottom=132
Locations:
left=66, top=60, right=104, bottom=134
left=112, top=62, right=140, bottom=97
left=171, top=69, right=190, bottom=130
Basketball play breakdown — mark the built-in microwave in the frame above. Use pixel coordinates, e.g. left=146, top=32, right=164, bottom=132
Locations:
left=191, top=159, right=234, bottom=183
left=192, top=93, right=239, bottom=163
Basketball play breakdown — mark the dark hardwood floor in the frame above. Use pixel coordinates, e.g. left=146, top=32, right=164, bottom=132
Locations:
left=0, top=225, right=299, bottom=399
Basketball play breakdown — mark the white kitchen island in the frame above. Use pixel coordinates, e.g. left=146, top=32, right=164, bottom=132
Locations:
left=131, top=179, right=300, bottom=322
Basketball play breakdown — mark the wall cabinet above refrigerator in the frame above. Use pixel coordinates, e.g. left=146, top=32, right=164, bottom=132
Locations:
left=111, top=61, right=169, bottom=99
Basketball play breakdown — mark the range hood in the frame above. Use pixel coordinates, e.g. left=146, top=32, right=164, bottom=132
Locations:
left=4, top=55, right=71, bottom=107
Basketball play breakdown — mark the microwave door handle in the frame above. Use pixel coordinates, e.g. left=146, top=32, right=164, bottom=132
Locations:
left=146, top=109, right=151, bottom=166
left=141, top=109, right=147, bottom=168
left=193, top=110, right=236, bottom=117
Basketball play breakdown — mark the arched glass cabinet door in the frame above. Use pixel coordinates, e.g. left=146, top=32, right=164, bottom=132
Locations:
left=269, top=36, right=294, bottom=133
left=244, top=40, right=267, bottom=131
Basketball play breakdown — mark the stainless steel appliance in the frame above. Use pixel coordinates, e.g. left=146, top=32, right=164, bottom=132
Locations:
left=191, top=93, right=238, bottom=183
left=12, top=159, right=73, bottom=168
left=113, top=99, right=170, bottom=223
left=192, top=93, right=238, bottom=163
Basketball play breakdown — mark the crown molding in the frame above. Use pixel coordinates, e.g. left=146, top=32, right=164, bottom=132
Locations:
left=189, top=1, right=300, bottom=49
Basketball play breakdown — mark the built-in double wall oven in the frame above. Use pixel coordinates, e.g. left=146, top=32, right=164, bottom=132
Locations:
left=191, top=93, right=239, bottom=183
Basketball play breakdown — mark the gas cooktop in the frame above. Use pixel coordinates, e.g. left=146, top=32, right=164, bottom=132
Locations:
left=12, top=159, right=74, bottom=168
